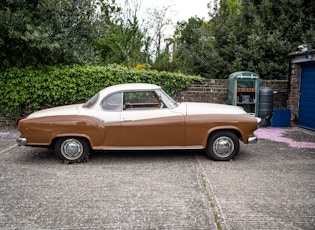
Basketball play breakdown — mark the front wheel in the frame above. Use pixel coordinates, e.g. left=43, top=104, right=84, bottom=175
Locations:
left=206, top=131, right=240, bottom=161
left=55, top=137, right=90, bottom=163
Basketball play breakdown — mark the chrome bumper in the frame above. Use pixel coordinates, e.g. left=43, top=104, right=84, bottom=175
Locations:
left=16, top=138, right=27, bottom=146
left=248, top=136, right=258, bottom=144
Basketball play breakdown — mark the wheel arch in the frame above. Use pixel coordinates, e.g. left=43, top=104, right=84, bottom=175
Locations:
left=203, top=126, right=243, bottom=148
left=51, top=134, right=92, bottom=149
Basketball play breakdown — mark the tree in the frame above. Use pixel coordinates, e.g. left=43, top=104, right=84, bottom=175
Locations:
left=0, top=0, right=112, bottom=68
left=171, top=17, right=225, bottom=77
left=143, top=4, right=174, bottom=60
left=95, top=0, right=146, bottom=66
left=150, top=38, right=175, bottom=72
left=207, top=0, right=315, bottom=79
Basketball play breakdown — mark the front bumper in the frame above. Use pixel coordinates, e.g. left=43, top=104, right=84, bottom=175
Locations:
left=248, top=136, right=258, bottom=144
left=16, top=138, right=27, bottom=146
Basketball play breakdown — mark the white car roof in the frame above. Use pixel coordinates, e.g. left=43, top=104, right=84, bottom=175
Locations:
left=99, top=83, right=161, bottom=97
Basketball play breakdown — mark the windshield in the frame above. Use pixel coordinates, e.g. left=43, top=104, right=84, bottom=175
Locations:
left=156, top=89, right=178, bottom=109
left=83, top=93, right=100, bottom=109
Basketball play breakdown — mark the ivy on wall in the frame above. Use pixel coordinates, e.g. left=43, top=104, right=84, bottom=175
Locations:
left=0, top=65, right=202, bottom=118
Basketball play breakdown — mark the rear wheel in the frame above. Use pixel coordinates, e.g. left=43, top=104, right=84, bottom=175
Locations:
left=55, top=137, right=90, bottom=163
left=206, top=131, right=239, bottom=161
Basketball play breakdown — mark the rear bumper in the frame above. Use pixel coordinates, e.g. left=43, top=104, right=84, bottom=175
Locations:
left=16, top=138, right=27, bottom=146
left=248, top=136, right=258, bottom=144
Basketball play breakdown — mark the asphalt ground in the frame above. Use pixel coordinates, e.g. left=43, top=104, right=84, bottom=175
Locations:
left=0, top=126, right=314, bottom=229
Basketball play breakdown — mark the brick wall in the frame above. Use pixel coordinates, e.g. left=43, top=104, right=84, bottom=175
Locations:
left=173, top=79, right=289, bottom=109
left=173, top=79, right=228, bottom=104
left=0, top=116, right=15, bottom=126
left=260, top=80, right=289, bottom=109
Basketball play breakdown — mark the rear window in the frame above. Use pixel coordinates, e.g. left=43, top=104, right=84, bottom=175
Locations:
left=83, top=93, right=100, bottom=109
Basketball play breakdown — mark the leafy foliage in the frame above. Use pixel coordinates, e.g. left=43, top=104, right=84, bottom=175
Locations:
left=0, top=65, right=202, bottom=118
left=210, top=0, right=314, bottom=79
left=0, top=0, right=111, bottom=68
left=173, top=18, right=225, bottom=77
left=95, top=1, right=147, bottom=66
left=173, top=0, right=315, bottom=79
left=1, top=0, right=314, bottom=82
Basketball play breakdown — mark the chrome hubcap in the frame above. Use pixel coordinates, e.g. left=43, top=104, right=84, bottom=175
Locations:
left=213, top=137, right=234, bottom=158
left=61, top=139, right=83, bottom=160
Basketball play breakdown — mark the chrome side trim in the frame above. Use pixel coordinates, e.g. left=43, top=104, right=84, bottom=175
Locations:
left=248, top=136, right=258, bottom=144
left=97, top=145, right=204, bottom=151
left=16, top=138, right=27, bottom=146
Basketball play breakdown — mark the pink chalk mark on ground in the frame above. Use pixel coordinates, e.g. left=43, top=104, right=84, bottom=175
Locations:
left=254, top=127, right=315, bottom=149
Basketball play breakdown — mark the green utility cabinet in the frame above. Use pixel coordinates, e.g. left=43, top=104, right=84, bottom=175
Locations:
left=228, top=71, right=260, bottom=116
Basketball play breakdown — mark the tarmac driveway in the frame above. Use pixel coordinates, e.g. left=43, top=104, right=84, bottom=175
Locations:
left=0, top=127, right=314, bottom=229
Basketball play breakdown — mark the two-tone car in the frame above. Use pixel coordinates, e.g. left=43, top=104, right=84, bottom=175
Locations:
left=17, top=83, right=259, bottom=163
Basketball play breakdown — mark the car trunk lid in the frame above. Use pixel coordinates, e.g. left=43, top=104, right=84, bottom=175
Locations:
left=27, top=104, right=82, bottom=119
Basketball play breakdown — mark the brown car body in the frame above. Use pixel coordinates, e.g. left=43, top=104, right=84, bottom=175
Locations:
left=16, top=83, right=259, bottom=162
left=18, top=114, right=257, bottom=149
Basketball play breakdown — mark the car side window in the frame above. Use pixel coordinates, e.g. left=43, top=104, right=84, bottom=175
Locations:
left=123, top=91, right=164, bottom=110
left=102, top=93, right=123, bottom=111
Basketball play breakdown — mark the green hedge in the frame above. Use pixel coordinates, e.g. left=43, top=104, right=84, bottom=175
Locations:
left=0, top=65, right=203, bottom=118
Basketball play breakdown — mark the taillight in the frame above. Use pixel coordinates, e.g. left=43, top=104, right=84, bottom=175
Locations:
left=16, top=117, right=26, bottom=127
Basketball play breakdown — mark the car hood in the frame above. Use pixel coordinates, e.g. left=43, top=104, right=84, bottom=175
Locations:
left=27, top=104, right=83, bottom=119
left=181, top=102, right=247, bottom=115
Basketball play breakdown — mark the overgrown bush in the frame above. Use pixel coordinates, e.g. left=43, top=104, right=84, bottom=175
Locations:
left=0, top=65, right=202, bottom=118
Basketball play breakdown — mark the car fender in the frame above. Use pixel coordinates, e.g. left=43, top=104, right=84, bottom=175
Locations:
left=202, top=125, right=244, bottom=148
left=18, top=115, right=107, bottom=148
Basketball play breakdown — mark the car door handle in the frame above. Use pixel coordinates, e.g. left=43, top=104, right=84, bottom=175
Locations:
left=121, top=117, right=131, bottom=122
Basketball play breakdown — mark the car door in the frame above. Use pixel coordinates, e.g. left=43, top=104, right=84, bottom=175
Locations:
left=87, top=92, right=123, bottom=147
left=120, top=90, right=185, bottom=148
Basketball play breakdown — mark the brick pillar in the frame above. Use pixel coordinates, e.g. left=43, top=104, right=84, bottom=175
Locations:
left=287, top=63, right=301, bottom=121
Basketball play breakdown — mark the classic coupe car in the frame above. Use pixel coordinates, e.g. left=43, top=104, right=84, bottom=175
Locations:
left=17, top=83, right=259, bottom=163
